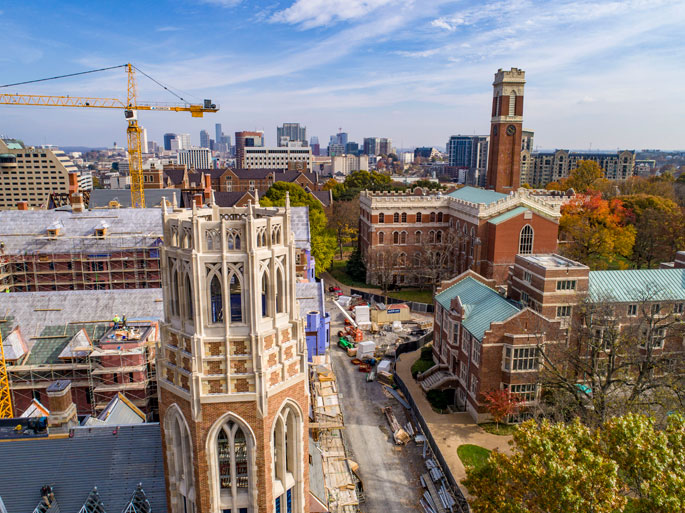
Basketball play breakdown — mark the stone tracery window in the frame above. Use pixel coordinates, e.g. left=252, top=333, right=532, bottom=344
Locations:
left=165, top=407, right=195, bottom=513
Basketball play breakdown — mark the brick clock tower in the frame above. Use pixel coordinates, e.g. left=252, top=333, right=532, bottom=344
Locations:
left=486, top=68, right=526, bottom=193
left=158, top=197, right=309, bottom=513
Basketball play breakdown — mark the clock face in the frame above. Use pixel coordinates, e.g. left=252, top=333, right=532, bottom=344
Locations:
left=506, top=124, right=516, bottom=136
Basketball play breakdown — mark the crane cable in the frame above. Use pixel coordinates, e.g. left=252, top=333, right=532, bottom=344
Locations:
left=0, top=64, right=127, bottom=89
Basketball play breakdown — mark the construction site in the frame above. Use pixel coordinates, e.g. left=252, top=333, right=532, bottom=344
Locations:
left=0, top=288, right=163, bottom=418
left=0, top=207, right=163, bottom=293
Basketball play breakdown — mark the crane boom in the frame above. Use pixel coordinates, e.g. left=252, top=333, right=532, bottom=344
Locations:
left=0, top=329, right=12, bottom=418
left=0, top=63, right=219, bottom=208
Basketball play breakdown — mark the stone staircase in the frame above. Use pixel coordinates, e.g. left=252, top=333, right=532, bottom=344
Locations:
left=418, top=365, right=457, bottom=392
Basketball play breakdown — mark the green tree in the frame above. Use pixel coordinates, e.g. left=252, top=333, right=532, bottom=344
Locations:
left=565, top=160, right=604, bottom=193
left=464, top=414, right=685, bottom=513
left=326, top=199, right=359, bottom=259
left=261, top=182, right=336, bottom=274
left=345, top=247, right=366, bottom=282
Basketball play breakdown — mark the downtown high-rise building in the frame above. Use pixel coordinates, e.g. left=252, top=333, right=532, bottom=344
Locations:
left=235, top=131, right=264, bottom=167
left=446, top=135, right=489, bottom=186
left=277, top=123, right=307, bottom=147
left=310, top=136, right=320, bottom=156
left=200, top=129, right=211, bottom=149
left=164, top=133, right=191, bottom=151
left=363, top=137, right=378, bottom=155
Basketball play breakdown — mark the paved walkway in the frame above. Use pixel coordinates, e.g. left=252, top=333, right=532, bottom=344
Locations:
left=395, top=348, right=512, bottom=485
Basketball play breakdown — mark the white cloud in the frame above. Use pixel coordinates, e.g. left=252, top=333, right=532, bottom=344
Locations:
left=430, top=17, right=462, bottom=31
left=155, top=26, right=180, bottom=32
left=197, top=0, right=241, bottom=7
left=271, top=0, right=398, bottom=28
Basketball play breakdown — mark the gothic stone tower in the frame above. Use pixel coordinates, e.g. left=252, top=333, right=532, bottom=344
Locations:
left=158, top=197, right=309, bottom=513
left=486, top=68, right=526, bottom=193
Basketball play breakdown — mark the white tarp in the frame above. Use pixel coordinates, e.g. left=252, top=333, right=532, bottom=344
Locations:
left=357, top=340, right=376, bottom=359
left=354, top=305, right=370, bottom=323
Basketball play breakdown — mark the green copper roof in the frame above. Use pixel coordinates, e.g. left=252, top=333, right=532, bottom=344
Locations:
left=24, top=323, right=108, bottom=365
left=588, top=269, right=685, bottom=303
left=488, top=206, right=529, bottom=225
left=435, top=276, right=520, bottom=341
left=447, top=186, right=508, bottom=205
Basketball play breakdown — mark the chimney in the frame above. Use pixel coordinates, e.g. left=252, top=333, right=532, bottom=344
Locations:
left=17, top=201, right=29, bottom=211
left=68, top=172, right=79, bottom=194
left=46, top=380, right=78, bottom=434
left=70, top=192, right=85, bottom=213
left=194, top=193, right=203, bottom=207
left=203, top=173, right=212, bottom=194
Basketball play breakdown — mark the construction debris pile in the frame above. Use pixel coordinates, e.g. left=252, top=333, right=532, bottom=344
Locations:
left=310, top=354, right=360, bottom=513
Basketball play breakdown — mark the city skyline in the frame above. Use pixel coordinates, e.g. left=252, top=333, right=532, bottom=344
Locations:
left=1, top=0, right=684, bottom=150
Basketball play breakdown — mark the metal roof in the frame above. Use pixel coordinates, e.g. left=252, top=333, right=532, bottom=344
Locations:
left=296, top=281, right=325, bottom=316
left=0, top=423, right=167, bottom=513
left=588, top=269, right=685, bottom=303
left=0, top=208, right=163, bottom=254
left=488, top=206, right=528, bottom=225
left=435, top=276, right=520, bottom=341
left=447, top=186, right=508, bottom=205
left=0, top=289, right=163, bottom=354
left=290, top=206, right=311, bottom=250
left=88, top=189, right=179, bottom=209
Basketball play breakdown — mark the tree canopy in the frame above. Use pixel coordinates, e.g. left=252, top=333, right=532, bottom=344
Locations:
left=260, top=182, right=336, bottom=274
left=463, top=414, right=685, bottom=513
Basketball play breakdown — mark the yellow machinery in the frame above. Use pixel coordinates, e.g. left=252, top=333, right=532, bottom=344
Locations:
left=0, top=63, right=219, bottom=207
left=0, top=329, right=11, bottom=418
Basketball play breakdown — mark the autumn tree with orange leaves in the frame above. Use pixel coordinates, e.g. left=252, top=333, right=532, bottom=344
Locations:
left=559, top=194, right=635, bottom=269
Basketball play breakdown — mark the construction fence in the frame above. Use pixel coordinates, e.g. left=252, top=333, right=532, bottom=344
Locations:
left=349, top=289, right=434, bottom=314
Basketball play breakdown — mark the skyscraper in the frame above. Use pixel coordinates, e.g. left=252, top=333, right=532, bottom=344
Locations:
left=310, top=136, right=320, bottom=156
left=163, top=133, right=176, bottom=151
left=277, top=123, right=307, bottom=147
left=200, top=129, right=211, bottom=149
left=446, top=135, right=489, bottom=186
left=235, top=131, right=264, bottom=167
left=215, top=123, right=223, bottom=145
left=378, top=138, right=392, bottom=155
left=486, top=68, right=525, bottom=192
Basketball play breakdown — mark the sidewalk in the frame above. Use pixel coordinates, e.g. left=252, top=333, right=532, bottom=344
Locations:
left=395, top=348, right=512, bottom=485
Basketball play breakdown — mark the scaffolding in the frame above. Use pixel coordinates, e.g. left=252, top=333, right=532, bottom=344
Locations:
left=310, top=355, right=359, bottom=513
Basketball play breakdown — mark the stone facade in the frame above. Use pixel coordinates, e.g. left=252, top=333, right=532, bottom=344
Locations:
left=158, top=198, right=309, bottom=513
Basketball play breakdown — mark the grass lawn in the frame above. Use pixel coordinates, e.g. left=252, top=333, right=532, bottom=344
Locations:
left=457, top=444, right=492, bottom=471
left=387, top=289, right=434, bottom=304
left=328, top=260, right=368, bottom=288
left=411, top=356, right=435, bottom=376
left=479, top=422, right=518, bottom=436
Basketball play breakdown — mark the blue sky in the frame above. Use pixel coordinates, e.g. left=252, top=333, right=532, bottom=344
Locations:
left=1, top=0, right=684, bottom=150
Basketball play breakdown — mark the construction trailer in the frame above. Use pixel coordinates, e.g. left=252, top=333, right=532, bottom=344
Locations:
left=370, top=303, right=412, bottom=325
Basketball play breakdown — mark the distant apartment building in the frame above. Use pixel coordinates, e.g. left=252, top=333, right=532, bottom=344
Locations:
left=0, top=208, right=163, bottom=293
left=332, top=154, right=369, bottom=175
left=446, top=135, right=489, bottom=186
left=522, top=150, right=636, bottom=186
left=243, top=146, right=312, bottom=171
left=310, top=136, right=321, bottom=156
left=234, top=130, right=264, bottom=167
left=414, top=147, right=440, bottom=160
left=277, top=123, right=307, bottom=147
left=177, top=148, right=212, bottom=170
left=78, top=171, right=93, bottom=191
left=200, top=130, right=211, bottom=149
left=378, top=138, right=393, bottom=155
left=327, top=143, right=345, bottom=157
left=0, top=139, right=80, bottom=209
left=363, top=137, right=379, bottom=155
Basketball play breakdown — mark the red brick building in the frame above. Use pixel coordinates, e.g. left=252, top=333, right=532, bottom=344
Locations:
left=359, top=186, right=562, bottom=286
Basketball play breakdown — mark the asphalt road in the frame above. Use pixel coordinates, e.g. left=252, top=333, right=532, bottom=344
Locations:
left=327, top=298, right=425, bottom=513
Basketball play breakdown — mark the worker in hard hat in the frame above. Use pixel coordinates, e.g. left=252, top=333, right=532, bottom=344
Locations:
left=113, top=314, right=121, bottom=329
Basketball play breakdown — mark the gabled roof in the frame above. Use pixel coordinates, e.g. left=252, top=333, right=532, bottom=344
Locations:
left=214, top=191, right=255, bottom=208
left=435, top=276, right=520, bottom=341
left=0, top=424, right=167, bottom=513
left=84, top=393, right=146, bottom=426
left=163, top=168, right=185, bottom=185
left=296, top=281, right=325, bottom=316
left=310, top=190, right=332, bottom=207
left=195, top=168, right=226, bottom=180
left=20, top=399, right=49, bottom=418
left=589, top=269, right=685, bottom=303
left=447, top=186, right=508, bottom=205
left=58, top=329, right=93, bottom=359
left=488, top=206, right=529, bottom=225
left=231, top=168, right=276, bottom=179
left=2, top=328, right=28, bottom=361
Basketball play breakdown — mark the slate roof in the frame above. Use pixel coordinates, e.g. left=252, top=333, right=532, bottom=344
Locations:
left=195, top=168, right=227, bottom=180
left=84, top=394, right=146, bottom=426
left=310, top=190, right=332, bottom=207
left=89, top=189, right=179, bottom=209
left=435, top=276, right=520, bottom=341
left=163, top=168, right=186, bottom=185
left=447, top=186, right=508, bottom=205
left=214, top=191, right=255, bottom=207
left=0, top=289, right=164, bottom=352
left=0, top=208, right=163, bottom=254
left=296, top=281, right=325, bottom=316
left=488, top=206, right=528, bottom=224
left=589, top=269, right=685, bottom=303
left=290, top=206, right=311, bottom=250
left=0, top=424, right=167, bottom=513
left=231, top=168, right=276, bottom=179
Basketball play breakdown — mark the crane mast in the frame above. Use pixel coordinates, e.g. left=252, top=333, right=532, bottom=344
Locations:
left=0, top=63, right=219, bottom=208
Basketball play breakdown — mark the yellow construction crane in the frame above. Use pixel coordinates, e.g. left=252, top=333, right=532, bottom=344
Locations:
left=0, top=329, right=11, bottom=418
left=0, top=63, right=219, bottom=208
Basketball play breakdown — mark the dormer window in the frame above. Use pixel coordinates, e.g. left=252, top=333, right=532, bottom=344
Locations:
left=46, top=222, right=63, bottom=239
left=95, top=228, right=107, bottom=239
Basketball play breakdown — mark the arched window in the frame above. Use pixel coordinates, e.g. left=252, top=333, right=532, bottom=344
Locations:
left=428, top=231, right=435, bottom=244
left=436, top=231, right=443, bottom=243
left=165, top=407, right=195, bottom=513
left=393, top=213, right=399, bottom=223
left=229, top=272, right=243, bottom=323
left=378, top=232, right=384, bottom=245
left=416, top=212, right=422, bottom=223
left=398, top=252, right=406, bottom=267
left=415, top=231, right=421, bottom=244
left=272, top=404, right=303, bottom=513
left=509, top=91, right=516, bottom=116
left=234, top=234, right=241, bottom=250
left=519, top=225, right=534, bottom=254
left=437, top=212, right=443, bottom=222
left=171, top=264, right=179, bottom=317
left=393, top=231, right=399, bottom=245
left=184, top=274, right=193, bottom=321
left=400, top=231, right=407, bottom=245
left=378, top=213, right=385, bottom=223
left=276, top=267, right=285, bottom=314
left=261, top=271, right=270, bottom=317
left=210, top=274, right=223, bottom=324
left=206, top=231, right=214, bottom=250
left=430, top=212, right=436, bottom=223
left=401, top=212, right=407, bottom=223
left=413, top=252, right=422, bottom=267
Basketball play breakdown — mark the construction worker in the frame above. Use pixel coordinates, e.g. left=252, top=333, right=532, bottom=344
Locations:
left=113, top=314, right=121, bottom=329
